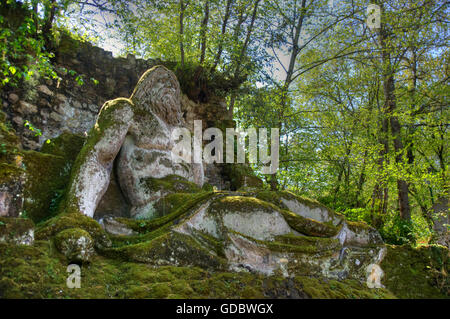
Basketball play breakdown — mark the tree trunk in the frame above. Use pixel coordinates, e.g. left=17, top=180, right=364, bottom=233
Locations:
left=42, top=0, right=57, bottom=49
left=199, top=0, right=210, bottom=64
left=179, top=0, right=186, bottom=67
left=378, top=8, right=411, bottom=221
left=212, top=0, right=233, bottom=70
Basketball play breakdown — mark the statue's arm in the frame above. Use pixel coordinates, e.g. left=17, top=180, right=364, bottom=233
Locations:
left=64, top=98, right=134, bottom=217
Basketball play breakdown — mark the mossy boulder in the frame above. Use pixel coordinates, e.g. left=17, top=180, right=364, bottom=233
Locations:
left=337, top=220, right=384, bottom=247
left=143, top=175, right=201, bottom=194
left=54, top=228, right=95, bottom=263
left=380, top=244, right=449, bottom=298
left=0, top=217, right=34, bottom=245
left=36, top=212, right=111, bottom=249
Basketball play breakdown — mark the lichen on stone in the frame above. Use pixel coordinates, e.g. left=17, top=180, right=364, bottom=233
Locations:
left=54, top=227, right=95, bottom=263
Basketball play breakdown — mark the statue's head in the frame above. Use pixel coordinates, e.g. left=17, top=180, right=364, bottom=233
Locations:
left=130, top=65, right=182, bottom=125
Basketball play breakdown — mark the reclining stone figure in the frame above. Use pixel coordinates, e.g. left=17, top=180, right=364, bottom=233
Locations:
left=63, top=65, right=204, bottom=219
left=57, top=65, right=385, bottom=284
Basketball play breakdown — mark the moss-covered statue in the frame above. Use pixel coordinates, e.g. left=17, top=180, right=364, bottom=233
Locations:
left=63, top=66, right=204, bottom=219
left=51, top=64, right=387, bottom=284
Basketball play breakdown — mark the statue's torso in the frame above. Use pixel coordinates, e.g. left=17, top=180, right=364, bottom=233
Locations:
left=116, top=111, right=195, bottom=208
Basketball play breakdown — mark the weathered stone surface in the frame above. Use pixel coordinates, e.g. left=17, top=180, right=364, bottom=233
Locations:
left=100, top=216, right=137, bottom=236
left=94, top=174, right=130, bottom=220
left=336, top=221, right=384, bottom=247
left=37, top=85, right=53, bottom=96
left=166, top=193, right=386, bottom=282
left=0, top=164, right=25, bottom=218
left=8, top=93, right=19, bottom=104
left=366, top=264, right=385, bottom=288
left=0, top=217, right=34, bottom=245
left=49, top=112, right=63, bottom=122
left=17, top=101, right=37, bottom=115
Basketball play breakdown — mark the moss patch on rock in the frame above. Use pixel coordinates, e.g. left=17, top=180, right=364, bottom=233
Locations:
left=381, top=244, right=449, bottom=298
left=0, top=240, right=396, bottom=299
left=279, top=209, right=339, bottom=237
left=22, top=150, right=72, bottom=222
left=0, top=217, right=34, bottom=245
left=143, top=175, right=201, bottom=194
left=54, top=228, right=95, bottom=263
left=104, top=231, right=227, bottom=270
left=41, top=131, right=85, bottom=163
left=36, top=212, right=111, bottom=249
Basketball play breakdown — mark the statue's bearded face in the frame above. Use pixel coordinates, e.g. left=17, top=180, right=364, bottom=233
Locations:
left=131, top=66, right=182, bottom=125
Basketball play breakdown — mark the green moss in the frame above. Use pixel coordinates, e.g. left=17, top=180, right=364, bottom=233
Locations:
left=143, top=175, right=201, bottom=194
left=381, top=244, right=449, bottom=298
left=294, top=276, right=396, bottom=299
left=0, top=162, right=24, bottom=184
left=189, top=228, right=226, bottom=258
left=0, top=111, right=22, bottom=171
left=103, top=231, right=228, bottom=270
left=36, top=212, right=111, bottom=249
left=41, top=132, right=85, bottom=163
left=0, top=111, right=21, bottom=148
left=209, top=195, right=278, bottom=215
left=0, top=217, right=34, bottom=242
left=346, top=220, right=373, bottom=231
left=201, top=182, right=214, bottom=191
left=0, top=238, right=399, bottom=299
left=256, top=190, right=337, bottom=213
left=274, top=234, right=341, bottom=252
left=279, top=209, right=340, bottom=237
left=22, top=150, right=72, bottom=222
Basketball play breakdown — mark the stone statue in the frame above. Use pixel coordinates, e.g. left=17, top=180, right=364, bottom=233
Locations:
left=64, top=66, right=204, bottom=218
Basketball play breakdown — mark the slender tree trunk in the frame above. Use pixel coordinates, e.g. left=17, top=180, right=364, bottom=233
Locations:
left=381, top=42, right=411, bottom=221
left=42, top=0, right=57, bottom=49
left=228, top=0, right=261, bottom=116
left=179, top=0, right=186, bottom=67
left=375, top=5, right=411, bottom=222
left=199, top=0, right=210, bottom=64
left=356, top=150, right=368, bottom=207
left=213, top=0, right=233, bottom=70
